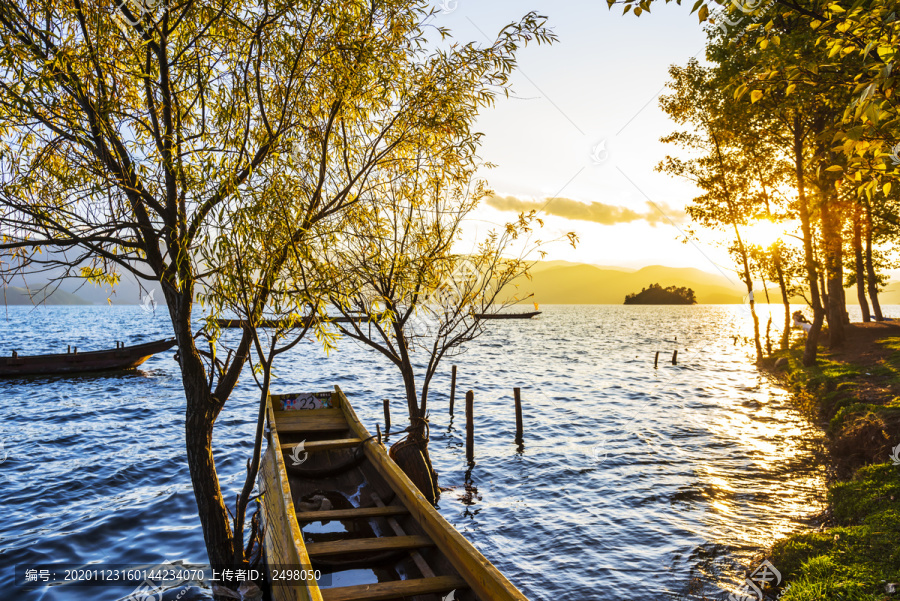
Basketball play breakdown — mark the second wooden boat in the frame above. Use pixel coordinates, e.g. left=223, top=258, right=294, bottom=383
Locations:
left=216, top=316, right=372, bottom=328
left=258, top=386, right=528, bottom=601
left=0, top=338, right=176, bottom=377
left=474, top=311, right=541, bottom=320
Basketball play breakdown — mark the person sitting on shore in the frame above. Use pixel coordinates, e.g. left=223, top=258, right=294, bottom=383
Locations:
left=792, top=310, right=812, bottom=333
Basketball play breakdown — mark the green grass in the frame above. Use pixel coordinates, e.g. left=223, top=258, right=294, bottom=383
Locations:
left=765, top=337, right=900, bottom=599
left=772, top=464, right=900, bottom=601
left=772, top=338, right=900, bottom=426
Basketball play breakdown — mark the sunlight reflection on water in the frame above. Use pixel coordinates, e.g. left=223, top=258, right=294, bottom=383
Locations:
left=2, top=304, right=891, bottom=600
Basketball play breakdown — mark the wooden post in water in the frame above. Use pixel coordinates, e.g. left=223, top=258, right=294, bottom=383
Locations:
left=671, top=350, right=678, bottom=365
left=383, top=399, right=391, bottom=433
left=514, top=387, right=524, bottom=444
left=449, top=365, right=457, bottom=416
left=376, top=423, right=382, bottom=445
left=654, top=351, right=659, bottom=368
left=465, top=390, right=474, bottom=463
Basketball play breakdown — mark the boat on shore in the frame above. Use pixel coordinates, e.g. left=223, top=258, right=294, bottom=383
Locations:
left=474, top=311, right=541, bottom=320
left=259, top=386, right=528, bottom=601
left=0, top=338, right=176, bottom=377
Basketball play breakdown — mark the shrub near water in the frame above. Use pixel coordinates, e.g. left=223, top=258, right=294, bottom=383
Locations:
left=772, top=463, right=900, bottom=600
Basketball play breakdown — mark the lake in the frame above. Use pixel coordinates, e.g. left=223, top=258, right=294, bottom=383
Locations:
left=2, top=304, right=879, bottom=600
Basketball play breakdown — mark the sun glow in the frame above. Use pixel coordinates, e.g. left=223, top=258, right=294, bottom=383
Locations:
left=741, top=219, right=789, bottom=248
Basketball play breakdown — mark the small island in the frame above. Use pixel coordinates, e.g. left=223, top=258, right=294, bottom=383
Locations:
left=624, top=283, right=697, bottom=305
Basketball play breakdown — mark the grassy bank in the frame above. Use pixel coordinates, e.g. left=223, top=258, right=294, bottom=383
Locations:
left=762, top=323, right=900, bottom=600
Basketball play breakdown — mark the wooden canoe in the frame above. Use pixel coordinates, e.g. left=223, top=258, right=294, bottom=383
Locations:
left=0, top=338, right=176, bottom=377
left=258, top=386, right=529, bottom=601
left=216, top=316, right=372, bottom=328
left=474, top=311, right=541, bottom=320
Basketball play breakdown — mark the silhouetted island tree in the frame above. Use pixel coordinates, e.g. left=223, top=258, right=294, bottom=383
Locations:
left=624, top=283, right=697, bottom=305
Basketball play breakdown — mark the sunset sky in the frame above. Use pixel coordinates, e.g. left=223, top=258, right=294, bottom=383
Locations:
left=438, top=1, right=745, bottom=274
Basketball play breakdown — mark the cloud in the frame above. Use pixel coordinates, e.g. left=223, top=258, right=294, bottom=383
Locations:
left=485, top=194, right=686, bottom=227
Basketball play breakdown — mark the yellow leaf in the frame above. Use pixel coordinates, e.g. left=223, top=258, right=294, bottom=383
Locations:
left=698, top=4, right=708, bottom=21
left=750, top=90, right=763, bottom=103
left=760, top=39, right=769, bottom=49
left=885, top=182, right=893, bottom=196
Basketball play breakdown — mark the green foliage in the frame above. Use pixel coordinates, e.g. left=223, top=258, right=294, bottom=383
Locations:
left=830, top=463, right=900, bottom=523
left=771, top=464, right=900, bottom=600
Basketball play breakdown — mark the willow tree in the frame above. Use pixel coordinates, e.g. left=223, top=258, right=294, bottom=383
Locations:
left=0, top=0, right=555, bottom=581
left=318, top=156, right=570, bottom=503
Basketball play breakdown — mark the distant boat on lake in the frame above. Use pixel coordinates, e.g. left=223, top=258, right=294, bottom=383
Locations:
left=474, top=311, right=541, bottom=320
left=475, top=301, right=541, bottom=320
left=0, top=338, right=176, bottom=377
left=215, top=315, right=371, bottom=328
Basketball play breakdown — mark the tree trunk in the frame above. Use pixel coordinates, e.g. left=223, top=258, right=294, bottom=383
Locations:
left=167, top=288, right=235, bottom=581
left=820, top=198, right=845, bottom=348
left=730, top=230, right=761, bottom=360
left=233, top=364, right=271, bottom=568
left=185, top=398, right=235, bottom=573
left=852, top=204, right=871, bottom=322
left=390, top=351, right=439, bottom=504
left=793, top=115, right=824, bottom=366
left=759, top=267, right=773, bottom=357
left=774, top=247, right=791, bottom=349
left=865, top=202, right=884, bottom=321
left=744, top=270, right=763, bottom=361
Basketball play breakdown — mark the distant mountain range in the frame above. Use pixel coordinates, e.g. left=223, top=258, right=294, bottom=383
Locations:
left=507, top=260, right=900, bottom=305
left=3, top=260, right=899, bottom=305
left=2, top=285, right=92, bottom=306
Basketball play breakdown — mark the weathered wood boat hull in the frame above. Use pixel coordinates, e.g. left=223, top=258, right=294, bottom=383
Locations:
left=474, top=311, right=541, bottom=320
left=258, top=386, right=529, bottom=601
left=216, top=317, right=368, bottom=328
left=0, top=338, right=176, bottom=377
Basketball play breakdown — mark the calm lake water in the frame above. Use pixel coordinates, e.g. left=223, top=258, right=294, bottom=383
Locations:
left=2, top=304, right=890, bottom=600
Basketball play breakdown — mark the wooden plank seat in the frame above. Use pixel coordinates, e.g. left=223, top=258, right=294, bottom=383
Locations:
left=282, top=438, right=362, bottom=453
left=320, top=575, right=467, bottom=601
left=274, top=409, right=349, bottom=434
left=296, top=505, right=409, bottom=523
left=371, top=492, right=435, bottom=578
left=305, top=535, right=433, bottom=559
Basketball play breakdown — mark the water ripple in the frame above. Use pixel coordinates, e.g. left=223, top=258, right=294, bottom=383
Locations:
left=0, top=304, right=856, bottom=600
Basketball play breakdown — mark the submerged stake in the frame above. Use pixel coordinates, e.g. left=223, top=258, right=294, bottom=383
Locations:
left=465, top=390, right=474, bottom=463
left=449, top=365, right=457, bottom=416
left=514, top=387, right=524, bottom=444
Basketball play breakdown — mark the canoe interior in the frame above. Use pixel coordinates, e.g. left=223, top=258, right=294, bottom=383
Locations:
left=259, top=387, right=527, bottom=601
